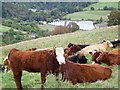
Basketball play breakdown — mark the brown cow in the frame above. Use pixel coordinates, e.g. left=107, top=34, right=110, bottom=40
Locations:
left=109, top=49, right=120, bottom=55
left=64, top=44, right=81, bottom=57
left=91, top=49, right=120, bottom=65
left=61, top=60, right=112, bottom=84
left=96, top=51, right=120, bottom=66
left=3, top=48, right=37, bottom=72
left=7, top=48, right=65, bottom=89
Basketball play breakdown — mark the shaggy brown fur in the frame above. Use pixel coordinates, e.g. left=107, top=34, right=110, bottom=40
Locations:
left=7, top=48, right=60, bottom=89
left=61, top=60, right=112, bottom=84
left=96, top=51, right=120, bottom=66
left=90, top=49, right=120, bottom=64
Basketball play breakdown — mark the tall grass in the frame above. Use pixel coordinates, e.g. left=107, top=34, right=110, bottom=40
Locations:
left=2, top=65, right=118, bottom=88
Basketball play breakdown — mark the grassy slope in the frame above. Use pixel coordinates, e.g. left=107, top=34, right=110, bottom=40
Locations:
left=0, top=25, right=27, bottom=34
left=64, top=2, right=119, bottom=21
left=1, top=25, right=118, bottom=60
left=84, top=2, right=118, bottom=10
left=1, top=25, right=119, bottom=88
left=0, top=25, right=10, bottom=33
left=63, top=11, right=111, bottom=20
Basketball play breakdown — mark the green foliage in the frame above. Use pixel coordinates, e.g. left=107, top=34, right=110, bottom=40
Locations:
left=108, top=10, right=120, bottom=26
left=66, top=22, right=79, bottom=32
left=52, top=26, right=69, bottom=35
left=2, top=2, right=93, bottom=22
left=90, top=7, right=95, bottom=10
left=2, top=28, right=24, bottom=45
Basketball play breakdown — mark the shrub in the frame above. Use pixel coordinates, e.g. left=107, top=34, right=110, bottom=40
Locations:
left=66, top=22, right=79, bottom=32
left=52, top=26, right=69, bottom=35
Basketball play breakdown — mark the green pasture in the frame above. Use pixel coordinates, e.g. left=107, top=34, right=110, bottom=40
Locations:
left=63, top=10, right=111, bottom=20
left=1, top=66, right=119, bottom=89
left=0, top=25, right=27, bottom=34
left=84, top=2, right=119, bottom=10
left=1, top=25, right=119, bottom=89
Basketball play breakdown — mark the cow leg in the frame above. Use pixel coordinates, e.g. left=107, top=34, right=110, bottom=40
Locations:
left=41, top=72, right=46, bottom=89
left=13, top=71, right=22, bottom=89
left=55, top=72, right=59, bottom=81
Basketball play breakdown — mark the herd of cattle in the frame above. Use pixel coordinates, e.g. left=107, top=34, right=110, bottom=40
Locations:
left=1, top=39, right=120, bottom=89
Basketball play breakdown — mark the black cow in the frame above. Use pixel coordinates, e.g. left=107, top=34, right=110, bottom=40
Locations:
left=68, top=55, right=87, bottom=64
left=68, top=43, right=89, bottom=49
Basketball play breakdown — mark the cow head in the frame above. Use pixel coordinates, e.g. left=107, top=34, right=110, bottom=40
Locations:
left=67, top=43, right=74, bottom=48
left=70, top=45, right=81, bottom=53
left=55, top=47, right=66, bottom=65
left=90, top=51, right=102, bottom=64
left=106, top=40, right=113, bottom=47
left=96, top=52, right=108, bottom=62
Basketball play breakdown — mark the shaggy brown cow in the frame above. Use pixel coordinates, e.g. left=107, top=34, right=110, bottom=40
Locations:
left=61, top=60, right=112, bottom=84
left=7, top=48, right=65, bottom=89
left=96, top=51, right=120, bottom=66
left=91, top=49, right=120, bottom=64
left=64, top=44, right=81, bottom=57
left=109, top=49, right=120, bottom=55
left=3, top=48, right=37, bottom=72
left=90, top=51, right=102, bottom=64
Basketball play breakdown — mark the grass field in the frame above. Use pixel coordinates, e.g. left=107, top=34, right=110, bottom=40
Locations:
left=0, top=25, right=27, bottom=34
left=1, top=25, right=119, bottom=89
left=63, top=10, right=111, bottom=20
left=84, top=2, right=119, bottom=10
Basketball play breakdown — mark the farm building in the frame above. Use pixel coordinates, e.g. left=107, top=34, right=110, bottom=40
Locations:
left=48, top=20, right=95, bottom=30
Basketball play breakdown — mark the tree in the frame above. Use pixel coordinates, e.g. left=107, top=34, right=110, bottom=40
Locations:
left=103, top=6, right=108, bottom=10
left=66, top=22, right=79, bottom=32
left=108, top=10, right=120, bottom=26
left=52, top=26, right=69, bottom=35
left=91, top=7, right=95, bottom=10
left=100, top=17, right=103, bottom=23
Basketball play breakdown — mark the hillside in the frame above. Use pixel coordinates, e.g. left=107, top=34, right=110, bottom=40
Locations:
left=84, top=2, right=119, bottom=10
left=1, top=25, right=118, bottom=63
left=63, top=10, right=111, bottom=20
left=1, top=25, right=119, bottom=89
left=0, top=25, right=27, bottom=33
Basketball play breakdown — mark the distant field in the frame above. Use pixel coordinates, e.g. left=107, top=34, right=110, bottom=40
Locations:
left=1, top=25, right=118, bottom=89
left=63, top=10, right=111, bottom=20
left=38, top=24, right=55, bottom=31
left=0, top=25, right=27, bottom=34
left=84, top=2, right=119, bottom=10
